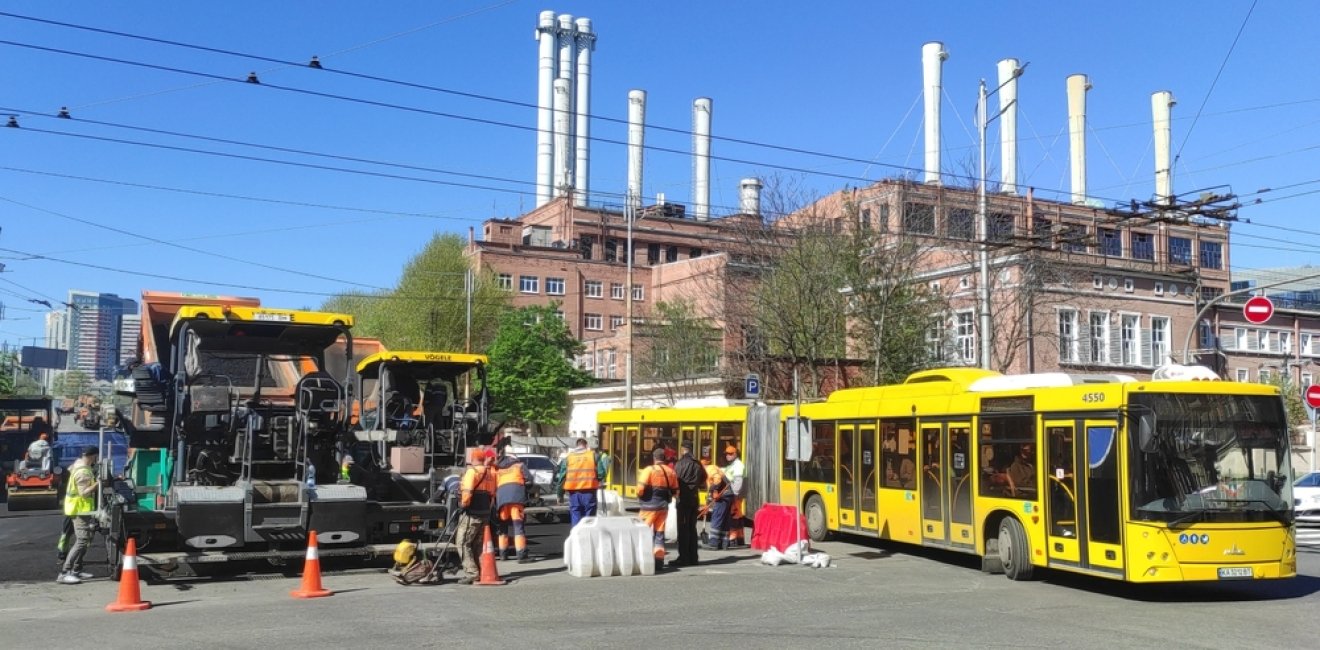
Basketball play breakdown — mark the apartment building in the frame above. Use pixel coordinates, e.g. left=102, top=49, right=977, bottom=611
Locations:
left=66, top=290, right=137, bottom=381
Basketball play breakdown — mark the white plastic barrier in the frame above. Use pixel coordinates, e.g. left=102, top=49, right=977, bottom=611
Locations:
left=664, top=500, right=677, bottom=542
left=563, top=515, right=656, bottom=578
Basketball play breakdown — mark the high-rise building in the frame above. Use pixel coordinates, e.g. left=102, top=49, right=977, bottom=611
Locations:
left=66, top=291, right=137, bottom=381
left=119, top=314, right=141, bottom=366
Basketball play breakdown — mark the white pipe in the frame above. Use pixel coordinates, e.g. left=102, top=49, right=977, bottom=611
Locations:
left=573, top=17, right=595, bottom=208
left=740, top=178, right=762, bottom=216
left=627, top=90, right=646, bottom=211
left=921, top=42, right=948, bottom=185
left=534, top=10, right=557, bottom=207
left=553, top=77, right=572, bottom=197
left=692, top=97, right=713, bottom=221
left=997, top=58, right=1019, bottom=195
left=1152, top=90, right=1176, bottom=206
left=1066, top=74, right=1090, bottom=204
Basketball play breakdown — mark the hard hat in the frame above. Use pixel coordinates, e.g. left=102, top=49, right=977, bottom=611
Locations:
left=483, top=447, right=497, bottom=460
left=725, top=444, right=738, bottom=455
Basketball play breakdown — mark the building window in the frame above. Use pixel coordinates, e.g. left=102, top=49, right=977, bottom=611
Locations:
left=1259, top=368, right=1273, bottom=384
left=926, top=317, right=945, bottom=362
left=1168, top=236, right=1192, bottom=265
left=584, top=280, right=603, bottom=298
left=959, top=276, right=970, bottom=290
left=1151, top=317, right=1170, bottom=367
left=646, top=243, right=660, bottom=265
left=690, top=248, right=702, bottom=259
left=610, top=315, right=624, bottom=330
left=1032, top=217, right=1054, bottom=247
left=605, top=239, right=619, bottom=263
left=1282, top=331, right=1293, bottom=355
left=860, top=208, right=872, bottom=231
left=1199, top=241, right=1223, bottom=269
left=989, top=213, right=1014, bottom=243
left=1090, top=312, right=1110, bottom=364
left=1062, top=224, right=1088, bottom=253
left=546, top=277, right=565, bottom=296
left=1093, top=275, right=1103, bottom=290
left=1198, top=320, right=1215, bottom=350
left=1236, top=368, right=1249, bottom=382
left=1261, top=330, right=1274, bottom=353
left=1121, top=315, right=1140, bottom=366
left=1124, top=278, right=1134, bottom=293
left=579, top=236, right=595, bottom=260
left=606, top=349, right=617, bottom=378
left=554, top=310, right=564, bottom=321
left=903, top=202, right=935, bottom=235
left=666, top=246, right=679, bottom=263
left=877, top=204, right=890, bottom=233
left=1303, top=333, right=1315, bottom=356
left=1132, top=232, right=1154, bottom=260
left=1058, top=310, right=1079, bottom=363
left=497, top=273, right=512, bottom=291
left=1154, top=282, right=1164, bottom=296
left=519, top=275, right=539, bottom=294
left=1303, top=372, right=1314, bottom=388
left=632, top=284, right=644, bottom=301
left=954, top=311, right=975, bottom=364
left=584, top=313, right=603, bottom=331
left=1099, top=228, right=1122, bottom=257
left=610, top=283, right=625, bottom=300
left=946, top=208, right=975, bottom=241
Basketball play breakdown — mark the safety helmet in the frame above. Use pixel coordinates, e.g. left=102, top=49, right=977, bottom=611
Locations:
left=725, top=444, right=738, bottom=455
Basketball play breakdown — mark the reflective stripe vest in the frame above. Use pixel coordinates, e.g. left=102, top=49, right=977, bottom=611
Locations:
left=706, top=464, right=733, bottom=502
left=460, top=465, right=496, bottom=516
left=562, top=449, right=601, bottom=492
left=63, top=464, right=95, bottom=516
left=637, top=463, right=678, bottom=511
left=495, top=461, right=528, bottom=508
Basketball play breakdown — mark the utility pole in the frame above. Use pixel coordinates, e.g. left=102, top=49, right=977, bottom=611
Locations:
left=625, top=192, right=635, bottom=408
left=975, top=63, right=1026, bottom=370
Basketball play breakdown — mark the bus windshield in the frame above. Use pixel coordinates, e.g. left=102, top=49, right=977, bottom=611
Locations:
left=1128, top=392, right=1292, bottom=525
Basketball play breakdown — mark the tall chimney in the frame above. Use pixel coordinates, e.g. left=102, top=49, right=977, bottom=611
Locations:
left=1066, top=74, right=1090, bottom=204
left=555, top=14, right=576, bottom=198
left=921, top=42, right=948, bottom=185
left=997, top=58, right=1020, bottom=195
left=573, top=17, right=595, bottom=208
left=1152, top=90, right=1176, bottom=206
left=626, top=90, right=646, bottom=212
left=534, top=10, right=557, bottom=207
left=553, top=77, right=572, bottom=197
left=739, top=178, right=762, bottom=217
left=692, top=97, right=713, bottom=221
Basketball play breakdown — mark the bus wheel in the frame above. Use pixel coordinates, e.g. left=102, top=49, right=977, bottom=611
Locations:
left=997, top=517, right=1034, bottom=581
left=805, top=495, right=829, bottom=542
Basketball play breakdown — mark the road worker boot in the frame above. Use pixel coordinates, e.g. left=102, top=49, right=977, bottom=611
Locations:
left=517, top=549, right=531, bottom=564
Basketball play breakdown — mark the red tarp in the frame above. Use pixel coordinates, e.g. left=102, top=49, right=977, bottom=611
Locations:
left=750, top=504, right=810, bottom=552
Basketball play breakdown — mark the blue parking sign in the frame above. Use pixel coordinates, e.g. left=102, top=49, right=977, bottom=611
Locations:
left=745, top=373, right=761, bottom=398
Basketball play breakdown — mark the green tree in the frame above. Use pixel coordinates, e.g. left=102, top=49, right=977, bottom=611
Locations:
left=320, top=233, right=510, bottom=352
left=1268, top=373, right=1310, bottom=431
left=638, top=299, right=722, bottom=405
left=486, top=304, right=592, bottom=433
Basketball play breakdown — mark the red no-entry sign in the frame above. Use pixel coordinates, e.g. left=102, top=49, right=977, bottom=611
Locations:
left=1305, top=384, right=1320, bottom=410
left=1243, top=295, right=1274, bottom=325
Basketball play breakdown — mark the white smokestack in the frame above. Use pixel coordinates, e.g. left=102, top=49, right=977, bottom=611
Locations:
left=534, top=10, right=557, bottom=207
left=997, top=58, right=1020, bottom=195
left=1066, top=74, right=1090, bottom=204
left=921, top=42, right=947, bottom=185
left=692, top=97, right=713, bottom=221
left=573, top=17, right=594, bottom=208
left=1152, top=90, right=1176, bottom=206
left=739, top=178, right=762, bottom=216
left=627, top=90, right=646, bottom=212
left=553, top=77, right=572, bottom=197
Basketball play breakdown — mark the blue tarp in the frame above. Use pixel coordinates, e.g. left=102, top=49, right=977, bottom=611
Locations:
left=52, top=431, right=130, bottom=476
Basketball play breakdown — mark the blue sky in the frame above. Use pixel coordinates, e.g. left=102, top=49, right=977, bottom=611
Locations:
left=2, top=1, right=1319, bottom=348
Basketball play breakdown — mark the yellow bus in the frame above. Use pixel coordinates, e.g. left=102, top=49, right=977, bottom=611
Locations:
left=598, top=366, right=1297, bottom=584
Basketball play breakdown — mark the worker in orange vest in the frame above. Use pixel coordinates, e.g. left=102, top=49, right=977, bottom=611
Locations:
left=555, top=438, right=605, bottom=526
left=495, top=451, right=533, bottom=563
left=724, top=444, right=747, bottom=548
left=456, top=447, right=497, bottom=585
left=637, top=447, right=679, bottom=572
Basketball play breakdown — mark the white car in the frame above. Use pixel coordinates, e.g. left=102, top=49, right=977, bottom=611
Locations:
left=515, top=454, right=559, bottom=504
left=1294, top=472, right=1320, bottom=524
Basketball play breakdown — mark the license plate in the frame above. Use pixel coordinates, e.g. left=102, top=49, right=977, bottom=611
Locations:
left=1217, top=567, right=1253, bottom=579
left=252, top=312, right=292, bottom=322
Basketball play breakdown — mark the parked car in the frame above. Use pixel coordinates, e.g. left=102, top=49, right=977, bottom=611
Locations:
left=1294, top=472, right=1320, bottom=524
left=516, top=453, right=559, bottom=504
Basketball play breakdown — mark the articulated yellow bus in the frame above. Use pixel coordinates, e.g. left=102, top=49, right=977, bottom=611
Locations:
left=598, top=366, right=1297, bottom=583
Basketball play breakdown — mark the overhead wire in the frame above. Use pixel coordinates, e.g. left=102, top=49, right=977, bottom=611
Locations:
left=1172, top=0, right=1257, bottom=170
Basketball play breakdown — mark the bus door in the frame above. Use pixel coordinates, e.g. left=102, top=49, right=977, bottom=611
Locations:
left=696, top=426, right=714, bottom=465
left=1082, top=420, right=1124, bottom=574
left=921, top=422, right=946, bottom=543
left=858, top=424, right=878, bottom=531
left=622, top=425, right=640, bottom=499
left=679, top=425, right=696, bottom=457
left=838, top=424, right=859, bottom=530
left=947, top=423, right=974, bottom=548
left=1044, top=421, right=1080, bottom=564
left=608, top=425, right=626, bottom=489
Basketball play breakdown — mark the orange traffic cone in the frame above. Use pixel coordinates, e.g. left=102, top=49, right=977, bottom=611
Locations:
left=106, top=538, right=152, bottom=612
left=290, top=530, right=334, bottom=599
left=475, top=524, right=506, bottom=586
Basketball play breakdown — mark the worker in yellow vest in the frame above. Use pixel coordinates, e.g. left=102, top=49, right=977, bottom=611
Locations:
left=58, top=446, right=99, bottom=585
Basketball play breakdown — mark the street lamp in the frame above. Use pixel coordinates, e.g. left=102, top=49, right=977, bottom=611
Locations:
left=976, top=62, right=1027, bottom=370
